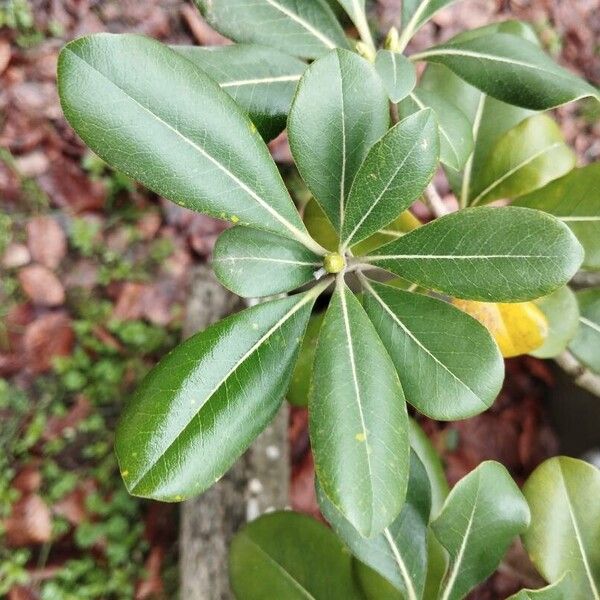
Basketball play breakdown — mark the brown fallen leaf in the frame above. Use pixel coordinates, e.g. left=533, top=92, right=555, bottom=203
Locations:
left=5, top=494, right=52, bottom=547
left=0, top=39, right=10, bottom=75
left=53, top=479, right=97, bottom=526
left=43, top=395, right=91, bottom=441
left=135, top=547, right=164, bottom=599
left=8, top=586, right=37, bottom=600
left=38, top=157, right=106, bottom=213
left=26, top=216, right=67, bottom=269
left=19, top=264, right=65, bottom=307
left=12, top=465, right=42, bottom=494
left=2, top=243, right=31, bottom=269
left=23, top=311, right=74, bottom=373
left=113, top=282, right=148, bottom=321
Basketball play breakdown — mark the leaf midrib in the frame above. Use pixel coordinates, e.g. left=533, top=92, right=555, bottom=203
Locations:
left=412, top=45, right=587, bottom=89
left=65, top=48, right=316, bottom=252
left=439, top=472, right=482, bottom=600
left=343, top=125, right=423, bottom=247
left=558, top=462, right=600, bottom=599
left=580, top=316, right=600, bottom=335
left=220, top=74, right=302, bottom=88
left=383, top=527, right=418, bottom=600
left=470, top=142, right=564, bottom=206
left=213, top=256, right=321, bottom=267
left=338, top=282, right=374, bottom=527
left=264, top=0, right=337, bottom=50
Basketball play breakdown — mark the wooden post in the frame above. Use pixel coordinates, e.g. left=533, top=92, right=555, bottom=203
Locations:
left=179, top=265, right=290, bottom=599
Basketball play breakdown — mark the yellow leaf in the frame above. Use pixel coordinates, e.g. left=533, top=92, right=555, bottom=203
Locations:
left=452, top=299, right=548, bottom=358
left=303, top=197, right=422, bottom=254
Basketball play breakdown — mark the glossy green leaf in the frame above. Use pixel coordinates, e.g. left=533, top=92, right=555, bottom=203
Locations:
left=341, top=110, right=438, bottom=247
left=400, top=1, right=459, bottom=46
left=309, top=281, right=409, bottom=537
left=419, top=21, right=539, bottom=204
left=194, top=0, right=349, bottom=59
left=569, top=289, right=600, bottom=374
left=362, top=281, right=503, bottom=420
left=365, top=207, right=584, bottom=302
left=514, top=164, right=600, bottom=270
left=58, top=34, right=322, bottom=254
left=507, top=574, right=574, bottom=600
left=173, top=44, right=305, bottom=141
left=287, top=312, right=324, bottom=407
left=213, top=226, right=321, bottom=298
left=469, top=114, right=575, bottom=206
left=531, top=287, right=580, bottom=359
left=432, top=461, right=531, bottom=600
left=318, top=452, right=431, bottom=599
left=289, top=49, right=389, bottom=232
left=115, top=288, right=323, bottom=500
left=229, top=511, right=364, bottom=600
left=375, top=51, right=417, bottom=103
left=412, top=33, right=600, bottom=110
left=522, top=456, right=600, bottom=600
left=399, top=88, right=473, bottom=171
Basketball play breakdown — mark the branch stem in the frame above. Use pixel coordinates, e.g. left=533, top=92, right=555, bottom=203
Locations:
left=554, top=351, right=600, bottom=398
left=423, top=183, right=449, bottom=218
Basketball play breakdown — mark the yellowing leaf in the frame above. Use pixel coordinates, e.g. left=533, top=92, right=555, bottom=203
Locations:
left=452, top=299, right=548, bottom=357
left=303, top=197, right=422, bottom=254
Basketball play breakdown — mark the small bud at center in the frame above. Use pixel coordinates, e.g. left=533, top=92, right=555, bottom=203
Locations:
left=324, top=252, right=345, bottom=274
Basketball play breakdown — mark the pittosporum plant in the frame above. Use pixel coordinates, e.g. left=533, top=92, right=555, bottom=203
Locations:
left=56, top=0, right=600, bottom=597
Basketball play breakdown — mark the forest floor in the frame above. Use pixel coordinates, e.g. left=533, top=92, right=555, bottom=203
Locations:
left=1, top=1, right=599, bottom=599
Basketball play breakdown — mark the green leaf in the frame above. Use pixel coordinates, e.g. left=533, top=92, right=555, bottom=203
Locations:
left=354, top=563, right=403, bottom=600
left=115, top=288, right=324, bottom=500
left=569, top=289, right=600, bottom=374
left=310, top=281, right=409, bottom=537
left=399, top=88, right=473, bottom=171
left=432, top=461, right=531, bottom=600
left=213, top=226, right=321, bottom=298
left=194, top=0, right=349, bottom=59
left=362, top=281, right=503, bottom=420
left=408, top=419, right=450, bottom=599
left=318, top=452, right=431, bottom=600
left=341, top=110, right=438, bottom=247
left=531, top=287, right=580, bottom=359
left=514, top=164, right=600, bottom=270
left=375, top=51, right=417, bottom=103
left=289, top=49, right=389, bottom=232
left=365, top=207, right=584, bottom=302
left=229, top=511, right=364, bottom=600
left=58, top=34, right=322, bottom=254
left=469, top=114, right=575, bottom=206
left=419, top=21, right=539, bottom=204
left=334, top=0, right=374, bottom=50
left=400, top=1, right=459, bottom=47
left=287, top=312, right=324, bottom=407
left=408, top=419, right=448, bottom=516
left=173, top=44, right=305, bottom=141
left=522, top=456, right=600, bottom=600
left=411, top=33, right=600, bottom=110
left=507, top=574, right=575, bottom=600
